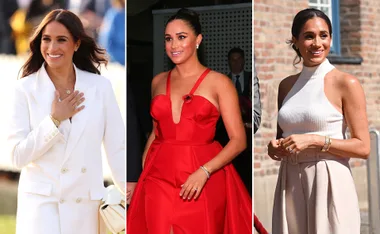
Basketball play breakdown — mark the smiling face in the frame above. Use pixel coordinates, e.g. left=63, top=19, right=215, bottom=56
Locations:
left=40, top=21, right=80, bottom=70
left=164, top=19, right=202, bottom=65
left=293, top=17, right=331, bottom=67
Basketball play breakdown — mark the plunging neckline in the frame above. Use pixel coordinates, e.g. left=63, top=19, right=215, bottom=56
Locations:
left=166, top=68, right=211, bottom=125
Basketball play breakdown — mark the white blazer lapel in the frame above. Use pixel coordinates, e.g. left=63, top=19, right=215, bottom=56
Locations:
left=62, top=66, right=96, bottom=163
left=31, top=64, right=56, bottom=118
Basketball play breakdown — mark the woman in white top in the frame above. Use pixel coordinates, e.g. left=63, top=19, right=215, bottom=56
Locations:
left=7, top=9, right=125, bottom=234
left=267, top=8, right=370, bottom=234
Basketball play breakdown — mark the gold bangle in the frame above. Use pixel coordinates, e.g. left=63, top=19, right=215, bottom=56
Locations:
left=321, top=136, right=330, bottom=152
left=326, top=137, right=332, bottom=152
left=49, top=114, right=60, bottom=127
left=321, top=136, right=327, bottom=152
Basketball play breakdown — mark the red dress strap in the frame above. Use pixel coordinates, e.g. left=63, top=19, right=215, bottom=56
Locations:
left=167, top=68, right=212, bottom=102
left=166, top=70, right=173, bottom=96
left=189, top=68, right=211, bottom=95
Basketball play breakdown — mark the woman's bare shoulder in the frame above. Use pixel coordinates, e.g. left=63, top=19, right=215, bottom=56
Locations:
left=152, top=71, right=169, bottom=86
left=279, top=73, right=300, bottom=89
left=151, top=71, right=171, bottom=95
left=206, top=70, right=233, bottom=86
left=329, top=69, right=362, bottom=90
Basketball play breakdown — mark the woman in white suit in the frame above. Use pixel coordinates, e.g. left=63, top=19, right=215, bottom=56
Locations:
left=7, top=9, right=125, bottom=234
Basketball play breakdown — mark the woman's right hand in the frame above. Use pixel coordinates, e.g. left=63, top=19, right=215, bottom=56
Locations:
left=51, top=90, right=85, bottom=122
left=267, top=138, right=287, bottom=161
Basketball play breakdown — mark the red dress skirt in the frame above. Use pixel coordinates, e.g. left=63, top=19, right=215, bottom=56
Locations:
left=127, top=69, right=252, bottom=233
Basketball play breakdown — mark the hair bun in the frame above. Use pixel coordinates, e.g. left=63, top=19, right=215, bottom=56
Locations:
left=166, top=8, right=202, bottom=35
left=176, top=8, right=199, bottom=20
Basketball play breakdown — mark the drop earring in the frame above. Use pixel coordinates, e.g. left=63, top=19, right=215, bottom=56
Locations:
left=196, top=44, right=199, bottom=49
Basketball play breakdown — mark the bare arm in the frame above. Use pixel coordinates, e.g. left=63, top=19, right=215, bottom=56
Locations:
left=310, top=75, right=369, bottom=158
left=203, top=75, right=246, bottom=174
left=180, top=73, right=246, bottom=200
left=142, top=127, right=156, bottom=169
left=267, top=79, right=288, bottom=160
left=142, top=73, right=165, bottom=168
left=276, top=82, right=285, bottom=140
left=276, top=75, right=297, bottom=140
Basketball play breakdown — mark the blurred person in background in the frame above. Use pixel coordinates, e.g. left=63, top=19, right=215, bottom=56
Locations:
left=98, top=0, right=125, bottom=65
left=7, top=9, right=125, bottom=234
left=64, top=0, right=81, bottom=13
left=17, top=0, right=32, bottom=9
left=0, top=0, right=18, bottom=54
left=77, top=0, right=111, bottom=39
left=10, top=0, right=64, bottom=55
left=25, top=0, right=64, bottom=28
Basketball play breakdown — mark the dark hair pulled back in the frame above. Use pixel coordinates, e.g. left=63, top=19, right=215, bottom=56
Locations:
left=21, top=9, right=108, bottom=78
left=288, top=8, right=332, bottom=66
left=165, top=8, right=205, bottom=67
left=166, top=8, right=201, bottom=35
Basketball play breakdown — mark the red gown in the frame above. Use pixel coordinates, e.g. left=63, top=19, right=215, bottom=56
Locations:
left=127, top=68, right=252, bottom=234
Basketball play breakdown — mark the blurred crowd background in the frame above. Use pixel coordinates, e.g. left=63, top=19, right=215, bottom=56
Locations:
left=1, top=0, right=125, bottom=66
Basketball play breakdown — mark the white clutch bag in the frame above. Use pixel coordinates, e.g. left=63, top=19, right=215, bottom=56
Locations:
left=99, top=185, right=126, bottom=234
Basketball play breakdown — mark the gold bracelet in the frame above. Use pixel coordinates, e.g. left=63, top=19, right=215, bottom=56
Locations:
left=321, top=136, right=330, bottom=152
left=49, top=114, right=60, bottom=127
left=326, top=137, right=332, bottom=152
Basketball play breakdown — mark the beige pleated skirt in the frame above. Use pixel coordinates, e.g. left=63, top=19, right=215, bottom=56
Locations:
left=272, top=149, right=361, bottom=234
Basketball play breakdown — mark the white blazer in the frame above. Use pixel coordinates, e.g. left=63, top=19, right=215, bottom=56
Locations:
left=7, top=64, right=125, bottom=234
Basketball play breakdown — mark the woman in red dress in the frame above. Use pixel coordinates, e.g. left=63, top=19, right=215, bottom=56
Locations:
left=127, top=8, right=252, bottom=234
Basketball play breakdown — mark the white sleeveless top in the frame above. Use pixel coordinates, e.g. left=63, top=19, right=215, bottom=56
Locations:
left=278, top=59, right=347, bottom=139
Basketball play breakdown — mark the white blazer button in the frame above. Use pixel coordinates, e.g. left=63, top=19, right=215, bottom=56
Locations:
left=76, top=198, right=82, bottom=203
left=61, top=168, right=68, bottom=173
left=59, top=199, right=65, bottom=204
left=81, top=167, right=87, bottom=173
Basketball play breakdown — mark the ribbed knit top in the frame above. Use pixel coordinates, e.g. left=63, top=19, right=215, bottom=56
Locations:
left=278, top=59, right=347, bottom=139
